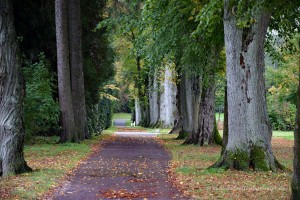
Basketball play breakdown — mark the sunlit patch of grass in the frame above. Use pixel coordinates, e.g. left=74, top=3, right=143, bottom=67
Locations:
left=159, top=134, right=293, bottom=199
left=273, top=131, right=293, bottom=140
left=112, top=112, right=132, bottom=120
left=104, top=126, right=118, bottom=134
left=0, top=133, right=113, bottom=199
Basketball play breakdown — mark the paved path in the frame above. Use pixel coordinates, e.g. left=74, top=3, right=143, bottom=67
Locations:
left=113, top=119, right=127, bottom=127
left=52, top=132, right=187, bottom=200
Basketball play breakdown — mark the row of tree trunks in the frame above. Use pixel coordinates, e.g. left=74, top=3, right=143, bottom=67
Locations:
left=55, top=0, right=87, bottom=142
left=212, top=0, right=283, bottom=171
left=0, top=0, right=32, bottom=176
left=182, top=72, right=221, bottom=146
left=147, top=64, right=178, bottom=128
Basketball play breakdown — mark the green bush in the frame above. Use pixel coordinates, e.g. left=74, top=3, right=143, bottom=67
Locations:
left=267, top=94, right=296, bottom=131
left=87, top=98, right=113, bottom=136
left=23, top=54, right=60, bottom=139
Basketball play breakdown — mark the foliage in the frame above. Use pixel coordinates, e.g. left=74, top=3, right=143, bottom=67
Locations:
left=266, top=45, right=299, bottom=131
left=23, top=54, right=60, bottom=139
left=87, top=83, right=117, bottom=135
left=81, top=0, right=116, bottom=136
left=82, top=0, right=115, bottom=106
left=97, top=0, right=150, bottom=122
left=13, top=0, right=56, bottom=67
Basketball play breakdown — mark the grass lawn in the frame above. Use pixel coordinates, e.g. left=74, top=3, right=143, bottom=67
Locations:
left=0, top=130, right=115, bottom=200
left=112, top=112, right=132, bottom=120
left=159, top=134, right=293, bottom=199
left=273, top=131, right=294, bottom=140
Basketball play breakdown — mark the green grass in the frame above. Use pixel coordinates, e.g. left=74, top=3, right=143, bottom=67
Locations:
left=158, top=133, right=293, bottom=199
left=218, top=130, right=294, bottom=140
left=104, top=126, right=118, bottom=134
left=273, top=131, right=294, bottom=140
left=112, top=112, right=132, bottom=120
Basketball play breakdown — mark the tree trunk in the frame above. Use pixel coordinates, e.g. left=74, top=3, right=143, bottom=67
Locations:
left=135, top=98, right=142, bottom=125
left=291, top=39, right=300, bottom=199
left=157, top=64, right=177, bottom=128
left=0, top=0, right=32, bottom=176
left=55, top=0, right=77, bottom=142
left=68, top=0, right=87, bottom=140
left=197, top=79, right=221, bottom=146
left=170, top=69, right=182, bottom=134
left=212, top=1, right=283, bottom=171
left=149, top=68, right=159, bottom=127
left=182, top=72, right=202, bottom=143
left=221, top=84, right=228, bottom=154
left=164, top=64, right=178, bottom=128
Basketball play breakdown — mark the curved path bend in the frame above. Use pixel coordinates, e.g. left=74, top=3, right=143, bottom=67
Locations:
left=52, top=132, right=188, bottom=200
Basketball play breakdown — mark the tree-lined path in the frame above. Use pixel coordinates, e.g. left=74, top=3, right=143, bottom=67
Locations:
left=52, top=132, right=187, bottom=199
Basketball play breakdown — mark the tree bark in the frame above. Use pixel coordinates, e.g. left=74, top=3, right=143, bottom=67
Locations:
left=68, top=0, right=87, bottom=140
left=221, top=84, right=228, bottom=154
left=55, top=0, right=77, bottom=142
left=212, top=1, right=283, bottom=171
left=197, top=79, right=221, bottom=146
left=149, top=68, right=159, bottom=127
left=157, top=64, right=177, bottom=128
left=169, top=74, right=182, bottom=134
left=0, top=0, right=32, bottom=176
left=291, top=39, right=300, bottom=199
left=135, top=97, right=142, bottom=125
left=182, top=72, right=202, bottom=143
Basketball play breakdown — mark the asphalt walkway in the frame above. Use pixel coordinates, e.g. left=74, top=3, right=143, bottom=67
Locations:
left=52, top=132, right=187, bottom=200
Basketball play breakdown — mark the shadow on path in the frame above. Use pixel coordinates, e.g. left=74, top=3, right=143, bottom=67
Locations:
left=52, top=132, right=188, bottom=200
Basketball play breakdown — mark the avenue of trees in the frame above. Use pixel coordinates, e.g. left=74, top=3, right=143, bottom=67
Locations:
left=0, top=0, right=300, bottom=198
left=98, top=0, right=299, bottom=197
left=0, top=0, right=115, bottom=176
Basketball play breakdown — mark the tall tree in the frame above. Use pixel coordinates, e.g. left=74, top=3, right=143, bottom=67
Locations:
left=0, top=0, right=32, bottom=176
left=213, top=0, right=282, bottom=171
left=68, top=0, right=87, bottom=140
left=55, top=0, right=77, bottom=142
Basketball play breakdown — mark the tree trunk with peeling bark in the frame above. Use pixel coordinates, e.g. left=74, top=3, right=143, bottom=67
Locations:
left=55, top=0, right=77, bottom=142
left=68, top=0, right=88, bottom=140
left=212, top=1, right=283, bottom=171
left=0, top=0, right=32, bottom=176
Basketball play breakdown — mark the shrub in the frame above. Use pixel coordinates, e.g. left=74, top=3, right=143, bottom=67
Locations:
left=23, top=53, right=60, bottom=139
left=267, top=93, right=296, bottom=131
